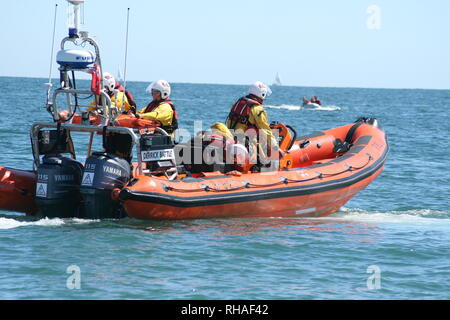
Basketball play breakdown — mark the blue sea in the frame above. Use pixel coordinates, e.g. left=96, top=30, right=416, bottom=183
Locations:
left=0, top=76, right=449, bottom=299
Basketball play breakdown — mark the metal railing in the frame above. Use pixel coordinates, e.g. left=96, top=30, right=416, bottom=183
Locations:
left=46, top=34, right=117, bottom=124
left=30, top=122, right=169, bottom=177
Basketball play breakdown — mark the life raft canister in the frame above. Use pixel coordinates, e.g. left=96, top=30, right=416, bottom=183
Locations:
left=143, top=98, right=179, bottom=134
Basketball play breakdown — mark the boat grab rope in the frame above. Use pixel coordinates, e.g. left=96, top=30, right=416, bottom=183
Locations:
left=163, top=153, right=374, bottom=193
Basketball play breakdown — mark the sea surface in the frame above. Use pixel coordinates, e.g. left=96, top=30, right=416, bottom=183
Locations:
left=0, top=76, right=449, bottom=299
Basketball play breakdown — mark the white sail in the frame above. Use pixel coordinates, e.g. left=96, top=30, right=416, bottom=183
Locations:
left=117, top=65, right=123, bottom=82
left=272, top=72, right=282, bottom=86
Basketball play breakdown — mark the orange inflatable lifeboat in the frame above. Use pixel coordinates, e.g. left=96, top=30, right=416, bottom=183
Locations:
left=119, top=118, right=389, bottom=219
left=0, top=167, right=37, bottom=215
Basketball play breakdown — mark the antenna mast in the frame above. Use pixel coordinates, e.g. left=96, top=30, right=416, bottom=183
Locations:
left=122, top=8, right=130, bottom=94
left=45, top=4, right=58, bottom=108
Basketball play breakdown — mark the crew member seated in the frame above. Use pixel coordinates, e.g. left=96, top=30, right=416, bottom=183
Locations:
left=114, top=78, right=137, bottom=110
left=302, top=96, right=322, bottom=106
left=311, top=96, right=322, bottom=105
left=90, top=72, right=133, bottom=114
left=302, top=96, right=310, bottom=105
left=135, top=80, right=178, bottom=136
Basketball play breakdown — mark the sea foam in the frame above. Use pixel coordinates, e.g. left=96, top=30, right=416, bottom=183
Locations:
left=266, top=104, right=341, bottom=111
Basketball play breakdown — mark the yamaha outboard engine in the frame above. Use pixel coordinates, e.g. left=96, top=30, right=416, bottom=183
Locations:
left=34, top=127, right=83, bottom=218
left=80, top=132, right=132, bottom=219
left=35, top=155, right=84, bottom=218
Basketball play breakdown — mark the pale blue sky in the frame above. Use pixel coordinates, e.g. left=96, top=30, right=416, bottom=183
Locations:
left=1, top=0, right=449, bottom=89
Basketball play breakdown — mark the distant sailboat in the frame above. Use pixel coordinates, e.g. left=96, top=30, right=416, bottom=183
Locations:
left=272, top=72, right=282, bottom=86
left=117, top=65, right=124, bottom=82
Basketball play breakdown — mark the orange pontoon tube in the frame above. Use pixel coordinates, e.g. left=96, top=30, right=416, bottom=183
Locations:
left=0, top=167, right=37, bottom=215
left=119, top=118, right=388, bottom=219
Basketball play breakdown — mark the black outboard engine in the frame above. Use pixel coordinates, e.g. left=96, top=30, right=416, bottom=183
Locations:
left=80, top=152, right=131, bottom=219
left=34, top=127, right=83, bottom=218
left=35, top=155, right=84, bottom=218
left=79, top=132, right=133, bottom=219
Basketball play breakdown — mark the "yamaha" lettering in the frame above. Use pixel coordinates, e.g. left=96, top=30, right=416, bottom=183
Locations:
left=54, top=174, right=75, bottom=182
left=103, top=166, right=122, bottom=176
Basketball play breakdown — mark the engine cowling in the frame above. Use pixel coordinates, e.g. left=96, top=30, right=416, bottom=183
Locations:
left=35, top=155, right=84, bottom=218
left=80, top=152, right=131, bottom=219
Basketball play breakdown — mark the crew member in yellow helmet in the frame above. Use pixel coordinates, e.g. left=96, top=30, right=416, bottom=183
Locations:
left=135, top=80, right=179, bottom=135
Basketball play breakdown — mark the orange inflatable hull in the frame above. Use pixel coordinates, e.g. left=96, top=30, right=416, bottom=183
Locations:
left=120, top=121, right=389, bottom=219
left=0, top=167, right=37, bottom=215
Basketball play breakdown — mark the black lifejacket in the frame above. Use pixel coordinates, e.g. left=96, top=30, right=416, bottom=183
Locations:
left=143, top=98, right=179, bottom=134
left=226, top=95, right=262, bottom=130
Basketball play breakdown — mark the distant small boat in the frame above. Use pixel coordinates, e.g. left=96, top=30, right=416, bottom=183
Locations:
left=302, top=102, right=321, bottom=109
left=272, top=72, right=282, bottom=86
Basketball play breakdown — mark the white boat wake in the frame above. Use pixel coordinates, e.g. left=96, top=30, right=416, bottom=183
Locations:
left=266, top=104, right=341, bottom=111
left=323, top=207, right=450, bottom=225
left=0, top=217, right=99, bottom=230
left=265, top=104, right=301, bottom=111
